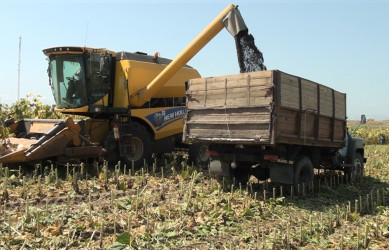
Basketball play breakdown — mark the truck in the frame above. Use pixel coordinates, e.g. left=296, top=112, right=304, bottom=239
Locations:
left=0, top=4, right=250, bottom=168
left=183, top=70, right=366, bottom=187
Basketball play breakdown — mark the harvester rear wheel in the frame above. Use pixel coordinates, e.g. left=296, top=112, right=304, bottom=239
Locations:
left=120, top=122, right=153, bottom=170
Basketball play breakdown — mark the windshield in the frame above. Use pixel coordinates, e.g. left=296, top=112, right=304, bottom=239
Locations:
left=48, top=53, right=111, bottom=109
left=49, top=55, right=87, bottom=108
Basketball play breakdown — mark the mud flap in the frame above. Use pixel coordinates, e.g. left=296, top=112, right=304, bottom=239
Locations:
left=210, top=160, right=230, bottom=177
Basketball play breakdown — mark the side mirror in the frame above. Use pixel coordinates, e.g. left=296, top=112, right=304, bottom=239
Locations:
left=360, top=114, right=366, bottom=125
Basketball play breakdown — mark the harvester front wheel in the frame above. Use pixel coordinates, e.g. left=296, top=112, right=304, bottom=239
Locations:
left=120, top=122, right=153, bottom=170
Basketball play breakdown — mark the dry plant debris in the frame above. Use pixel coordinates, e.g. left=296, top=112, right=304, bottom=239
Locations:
left=0, top=146, right=388, bottom=249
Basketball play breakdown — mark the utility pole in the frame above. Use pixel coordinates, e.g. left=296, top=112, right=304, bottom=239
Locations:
left=18, top=36, right=21, bottom=101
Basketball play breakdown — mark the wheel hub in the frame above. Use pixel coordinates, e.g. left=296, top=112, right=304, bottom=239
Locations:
left=121, top=136, right=144, bottom=161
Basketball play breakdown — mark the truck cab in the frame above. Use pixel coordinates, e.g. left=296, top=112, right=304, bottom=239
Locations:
left=339, top=115, right=367, bottom=181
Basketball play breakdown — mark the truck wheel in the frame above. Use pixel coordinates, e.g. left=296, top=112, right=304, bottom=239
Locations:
left=345, top=153, right=364, bottom=182
left=293, top=156, right=314, bottom=193
left=216, top=168, right=250, bottom=188
left=120, top=122, right=153, bottom=169
left=188, top=143, right=210, bottom=166
left=231, top=165, right=251, bottom=186
left=212, top=160, right=250, bottom=187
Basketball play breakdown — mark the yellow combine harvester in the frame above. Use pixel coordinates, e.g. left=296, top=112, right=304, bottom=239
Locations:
left=0, top=4, right=248, bottom=168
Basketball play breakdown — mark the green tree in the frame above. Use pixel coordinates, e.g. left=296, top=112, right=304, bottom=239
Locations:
left=10, top=94, right=65, bottom=120
left=0, top=94, right=66, bottom=138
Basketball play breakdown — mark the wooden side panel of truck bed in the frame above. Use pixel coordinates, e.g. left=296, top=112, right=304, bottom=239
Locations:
left=183, top=70, right=346, bottom=148
left=274, top=71, right=346, bottom=147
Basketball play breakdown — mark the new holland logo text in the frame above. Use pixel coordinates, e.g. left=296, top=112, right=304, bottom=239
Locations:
left=146, top=107, right=185, bottom=131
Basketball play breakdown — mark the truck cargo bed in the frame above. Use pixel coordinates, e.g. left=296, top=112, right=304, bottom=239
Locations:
left=183, top=70, right=346, bottom=148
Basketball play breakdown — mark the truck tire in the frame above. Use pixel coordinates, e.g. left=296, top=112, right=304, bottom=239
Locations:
left=293, top=156, right=314, bottom=193
left=345, top=152, right=364, bottom=182
left=188, top=143, right=210, bottom=166
left=212, top=160, right=250, bottom=187
left=120, top=122, right=153, bottom=169
left=231, top=164, right=251, bottom=186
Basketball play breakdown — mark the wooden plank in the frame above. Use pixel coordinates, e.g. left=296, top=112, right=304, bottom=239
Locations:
left=333, top=119, right=346, bottom=141
left=319, top=85, right=333, bottom=117
left=301, top=79, right=318, bottom=112
left=188, top=71, right=273, bottom=91
left=187, top=72, right=274, bottom=109
left=188, top=123, right=270, bottom=135
left=275, top=136, right=344, bottom=148
left=318, top=117, right=332, bottom=139
left=299, top=113, right=316, bottom=139
left=275, top=108, right=298, bottom=138
left=334, top=91, right=346, bottom=119
left=189, top=85, right=272, bottom=99
left=188, top=91, right=272, bottom=109
left=187, top=123, right=271, bottom=142
left=187, top=112, right=270, bottom=125
left=185, top=106, right=272, bottom=143
left=279, top=73, right=299, bottom=109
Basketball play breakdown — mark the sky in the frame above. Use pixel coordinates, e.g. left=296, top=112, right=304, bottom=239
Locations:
left=1, top=0, right=388, bottom=120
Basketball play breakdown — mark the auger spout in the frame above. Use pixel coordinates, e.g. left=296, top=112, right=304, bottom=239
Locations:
left=129, top=4, right=248, bottom=107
